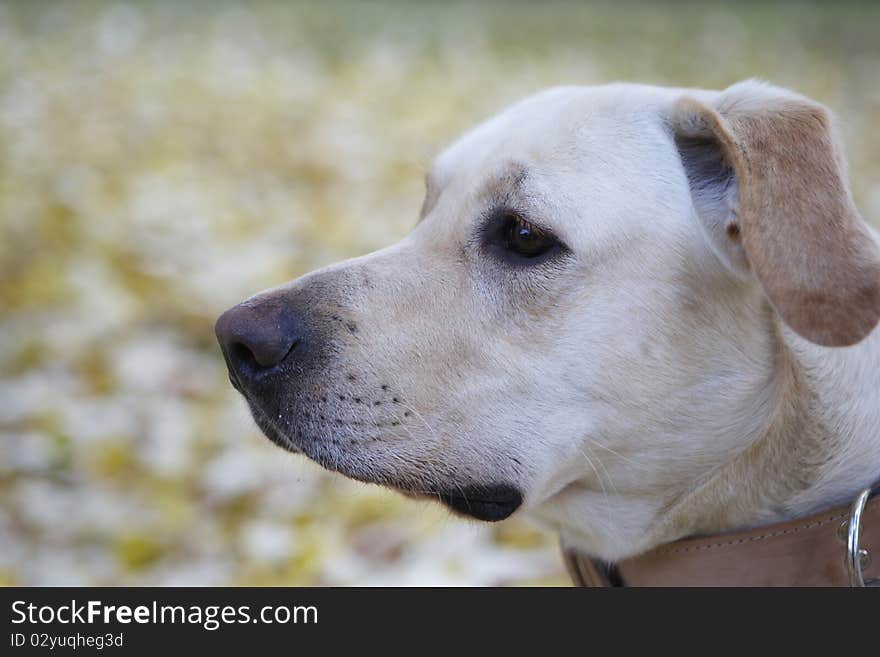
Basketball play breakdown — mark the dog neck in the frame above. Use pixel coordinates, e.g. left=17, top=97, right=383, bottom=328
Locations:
left=646, top=315, right=880, bottom=549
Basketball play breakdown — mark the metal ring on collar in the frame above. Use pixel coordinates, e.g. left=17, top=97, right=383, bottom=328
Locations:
left=847, top=487, right=875, bottom=587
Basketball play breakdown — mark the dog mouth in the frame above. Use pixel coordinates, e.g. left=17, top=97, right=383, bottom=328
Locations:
left=234, top=385, right=524, bottom=522
left=241, top=394, right=303, bottom=455
left=435, top=484, right=523, bottom=521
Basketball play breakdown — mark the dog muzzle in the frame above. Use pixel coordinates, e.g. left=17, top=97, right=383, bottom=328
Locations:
left=562, top=483, right=880, bottom=587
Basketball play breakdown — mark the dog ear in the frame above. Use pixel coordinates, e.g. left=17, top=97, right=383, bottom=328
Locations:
left=670, top=79, right=880, bottom=347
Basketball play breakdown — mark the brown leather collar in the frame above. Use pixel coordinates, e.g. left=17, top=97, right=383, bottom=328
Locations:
left=562, top=484, right=880, bottom=587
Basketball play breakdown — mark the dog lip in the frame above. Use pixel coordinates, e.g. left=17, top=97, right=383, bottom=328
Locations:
left=238, top=392, right=304, bottom=454
left=437, top=484, right=523, bottom=522
left=227, top=373, right=243, bottom=393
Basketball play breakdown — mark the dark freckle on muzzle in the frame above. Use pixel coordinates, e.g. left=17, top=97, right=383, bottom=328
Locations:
left=216, top=281, right=448, bottom=499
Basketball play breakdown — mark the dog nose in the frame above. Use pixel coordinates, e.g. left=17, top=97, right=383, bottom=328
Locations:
left=215, top=295, right=302, bottom=380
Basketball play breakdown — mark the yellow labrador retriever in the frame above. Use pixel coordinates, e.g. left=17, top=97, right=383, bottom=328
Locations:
left=216, top=80, right=880, bottom=571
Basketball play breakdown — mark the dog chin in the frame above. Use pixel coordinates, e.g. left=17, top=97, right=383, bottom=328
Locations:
left=243, top=396, right=523, bottom=522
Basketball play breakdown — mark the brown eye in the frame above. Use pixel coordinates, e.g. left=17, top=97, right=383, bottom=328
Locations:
left=504, top=216, right=557, bottom=258
left=479, top=207, right=567, bottom=266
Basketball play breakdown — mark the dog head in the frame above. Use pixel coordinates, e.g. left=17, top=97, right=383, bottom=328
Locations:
left=216, top=81, right=880, bottom=559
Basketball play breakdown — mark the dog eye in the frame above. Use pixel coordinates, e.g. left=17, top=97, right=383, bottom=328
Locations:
left=479, top=208, right=567, bottom=266
left=504, top=216, right=557, bottom=258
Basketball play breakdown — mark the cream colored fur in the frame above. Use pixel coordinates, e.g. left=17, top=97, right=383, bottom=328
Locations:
left=243, top=80, right=880, bottom=561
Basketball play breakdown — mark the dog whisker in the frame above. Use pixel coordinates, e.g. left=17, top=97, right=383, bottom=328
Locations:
left=587, top=445, right=618, bottom=495
left=589, top=438, right=639, bottom=467
left=577, top=446, right=608, bottom=499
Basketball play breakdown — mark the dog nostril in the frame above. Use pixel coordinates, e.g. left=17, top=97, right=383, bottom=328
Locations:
left=231, top=337, right=300, bottom=372
left=215, top=299, right=305, bottom=379
left=231, top=341, right=261, bottom=371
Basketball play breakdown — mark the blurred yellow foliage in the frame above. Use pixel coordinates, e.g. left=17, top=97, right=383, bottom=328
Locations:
left=1, top=1, right=877, bottom=586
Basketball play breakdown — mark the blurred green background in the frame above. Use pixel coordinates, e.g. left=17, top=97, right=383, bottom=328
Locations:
left=1, top=0, right=878, bottom=585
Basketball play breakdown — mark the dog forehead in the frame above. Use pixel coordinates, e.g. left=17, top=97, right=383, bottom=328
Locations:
left=425, top=84, right=701, bottom=247
left=431, top=84, right=687, bottom=187
left=432, top=87, right=597, bottom=184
